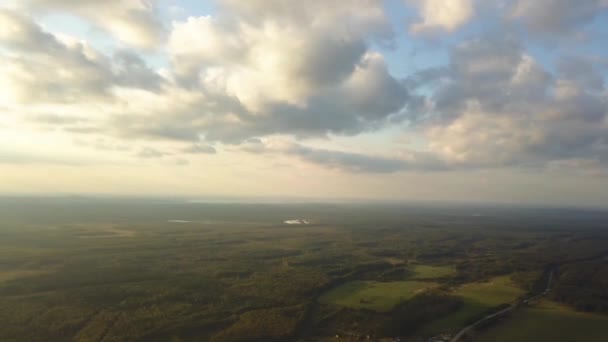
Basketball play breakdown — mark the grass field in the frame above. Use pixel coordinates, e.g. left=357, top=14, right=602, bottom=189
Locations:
left=475, top=300, right=608, bottom=342
left=410, top=265, right=456, bottom=279
left=319, top=280, right=435, bottom=312
left=0, top=269, right=52, bottom=282
left=422, top=275, right=524, bottom=334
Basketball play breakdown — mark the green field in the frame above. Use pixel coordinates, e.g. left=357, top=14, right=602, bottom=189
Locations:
left=410, top=265, right=456, bottom=279
left=423, top=275, right=524, bottom=334
left=319, top=280, right=435, bottom=312
left=476, top=300, right=608, bottom=342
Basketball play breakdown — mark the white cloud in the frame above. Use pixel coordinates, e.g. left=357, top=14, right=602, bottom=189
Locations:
left=427, top=103, right=544, bottom=165
left=0, top=0, right=606, bottom=185
left=0, top=8, right=163, bottom=108
left=409, top=0, right=474, bottom=35
left=169, top=0, right=392, bottom=112
left=417, top=34, right=608, bottom=171
left=20, top=0, right=165, bottom=49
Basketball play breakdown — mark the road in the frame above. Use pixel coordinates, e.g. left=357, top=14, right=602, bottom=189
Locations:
left=449, top=269, right=555, bottom=342
left=448, top=305, right=514, bottom=342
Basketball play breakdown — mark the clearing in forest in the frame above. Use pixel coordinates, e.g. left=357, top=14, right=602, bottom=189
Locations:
left=410, top=264, right=456, bottom=279
left=319, top=280, right=435, bottom=312
left=422, top=275, right=524, bottom=334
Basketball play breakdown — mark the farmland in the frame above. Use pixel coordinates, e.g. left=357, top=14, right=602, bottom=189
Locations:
left=422, top=275, right=525, bottom=334
left=475, top=300, right=608, bottom=342
left=319, top=280, right=436, bottom=312
left=410, top=264, right=456, bottom=279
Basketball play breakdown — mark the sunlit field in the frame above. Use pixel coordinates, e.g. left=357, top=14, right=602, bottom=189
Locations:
left=423, top=275, right=525, bottom=334
left=476, top=300, right=608, bottom=342
left=319, top=280, right=436, bottom=312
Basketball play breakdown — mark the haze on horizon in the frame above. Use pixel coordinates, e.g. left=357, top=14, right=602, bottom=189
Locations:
left=1, top=1, right=607, bottom=208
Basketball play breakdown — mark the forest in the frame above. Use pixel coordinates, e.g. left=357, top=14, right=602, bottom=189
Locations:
left=1, top=198, right=607, bottom=341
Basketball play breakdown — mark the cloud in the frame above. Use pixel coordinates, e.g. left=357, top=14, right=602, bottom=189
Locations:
left=112, top=2, right=411, bottom=143
left=557, top=56, right=606, bottom=90
left=0, top=9, right=163, bottom=106
left=241, top=140, right=448, bottom=173
left=136, top=147, right=168, bottom=159
left=175, top=158, right=189, bottom=166
left=430, top=34, right=552, bottom=117
left=287, top=144, right=407, bottom=173
left=415, top=33, right=608, bottom=169
left=1, top=0, right=606, bottom=180
left=509, top=0, right=608, bottom=36
left=286, top=143, right=454, bottom=173
left=21, top=0, right=165, bottom=49
left=29, top=114, right=88, bottom=125
left=112, top=50, right=165, bottom=91
left=169, top=0, right=392, bottom=111
left=426, top=106, right=545, bottom=166
left=408, top=0, right=474, bottom=35
left=0, top=152, right=85, bottom=165
left=75, top=138, right=131, bottom=152
left=170, top=16, right=364, bottom=109
left=182, top=144, right=217, bottom=155
left=0, top=9, right=113, bottom=104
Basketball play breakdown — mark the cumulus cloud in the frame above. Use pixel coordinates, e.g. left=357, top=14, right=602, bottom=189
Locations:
left=431, top=34, right=552, bottom=116
left=0, top=9, right=163, bottom=106
left=112, top=50, right=164, bottom=91
left=416, top=33, right=608, bottom=169
left=0, top=9, right=112, bottom=104
left=426, top=105, right=544, bottom=166
left=1, top=0, right=607, bottom=179
left=408, top=0, right=474, bottom=35
left=169, top=0, right=393, bottom=111
left=509, top=0, right=608, bottom=35
left=111, top=1, right=412, bottom=144
left=21, top=0, right=165, bottom=49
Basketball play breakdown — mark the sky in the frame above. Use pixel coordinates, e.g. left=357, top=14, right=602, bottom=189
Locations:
left=0, top=0, right=607, bottom=207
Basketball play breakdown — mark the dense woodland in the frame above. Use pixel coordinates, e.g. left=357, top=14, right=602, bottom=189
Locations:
left=0, top=198, right=607, bottom=341
left=553, top=260, right=608, bottom=313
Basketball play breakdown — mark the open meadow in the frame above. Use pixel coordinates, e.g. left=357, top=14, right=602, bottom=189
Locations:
left=422, top=275, right=525, bottom=334
left=410, top=264, right=456, bottom=279
left=319, top=280, right=436, bottom=312
left=475, top=300, right=608, bottom=342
